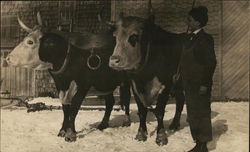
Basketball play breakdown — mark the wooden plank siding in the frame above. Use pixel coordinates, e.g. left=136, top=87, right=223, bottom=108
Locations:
left=222, top=1, right=249, bottom=100
left=1, top=66, right=35, bottom=97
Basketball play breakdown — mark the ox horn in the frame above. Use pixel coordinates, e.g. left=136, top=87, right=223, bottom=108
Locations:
left=98, top=7, right=115, bottom=26
left=37, top=11, right=43, bottom=26
left=147, top=0, right=155, bottom=23
left=17, top=15, right=32, bottom=33
left=147, top=0, right=153, bottom=16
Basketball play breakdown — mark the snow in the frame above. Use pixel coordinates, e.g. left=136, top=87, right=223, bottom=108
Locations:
left=1, top=97, right=249, bottom=152
left=26, top=97, right=61, bottom=107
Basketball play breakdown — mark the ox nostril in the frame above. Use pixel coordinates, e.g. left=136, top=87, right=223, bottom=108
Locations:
left=110, top=56, right=121, bottom=64
left=6, top=56, right=10, bottom=61
left=115, top=58, right=120, bottom=63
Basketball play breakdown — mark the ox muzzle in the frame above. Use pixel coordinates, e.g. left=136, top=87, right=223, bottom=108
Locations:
left=109, top=55, right=123, bottom=70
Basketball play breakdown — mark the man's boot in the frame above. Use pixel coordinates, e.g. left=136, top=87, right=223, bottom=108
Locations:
left=188, top=141, right=208, bottom=152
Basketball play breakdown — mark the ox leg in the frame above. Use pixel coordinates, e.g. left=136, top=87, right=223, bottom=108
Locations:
left=58, top=104, right=71, bottom=137
left=97, top=93, right=115, bottom=130
left=65, top=87, right=89, bottom=142
left=120, top=80, right=131, bottom=127
left=154, top=89, right=170, bottom=146
left=133, top=91, right=148, bottom=141
left=169, top=87, right=185, bottom=131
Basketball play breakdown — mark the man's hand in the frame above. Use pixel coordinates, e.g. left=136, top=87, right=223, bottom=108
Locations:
left=172, top=74, right=180, bottom=84
left=199, top=85, right=207, bottom=95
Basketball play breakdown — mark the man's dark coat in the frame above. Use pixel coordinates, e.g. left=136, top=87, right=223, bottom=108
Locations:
left=180, top=29, right=217, bottom=142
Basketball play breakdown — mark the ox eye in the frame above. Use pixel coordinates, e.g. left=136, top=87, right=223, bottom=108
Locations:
left=128, top=34, right=138, bottom=47
left=27, top=40, right=34, bottom=45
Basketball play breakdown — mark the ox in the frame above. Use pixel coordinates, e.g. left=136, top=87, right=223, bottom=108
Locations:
left=6, top=13, right=132, bottom=142
left=108, top=13, right=185, bottom=145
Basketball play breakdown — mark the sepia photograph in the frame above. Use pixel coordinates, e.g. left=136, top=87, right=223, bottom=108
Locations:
left=0, top=0, right=249, bottom=152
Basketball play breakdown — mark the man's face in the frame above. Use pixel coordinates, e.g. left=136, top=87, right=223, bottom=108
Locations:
left=186, top=15, right=200, bottom=32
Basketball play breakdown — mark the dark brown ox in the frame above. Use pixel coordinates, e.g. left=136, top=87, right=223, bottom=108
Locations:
left=6, top=13, right=132, bottom=142
left=108, top=13, right=185, bottom=145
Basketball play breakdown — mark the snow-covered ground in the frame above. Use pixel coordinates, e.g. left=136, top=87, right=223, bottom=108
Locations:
left=1, top=97, right=249, bottom=152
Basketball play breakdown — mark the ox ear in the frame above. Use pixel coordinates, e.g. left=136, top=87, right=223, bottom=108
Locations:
left=98, top=7, right=115, bottom=27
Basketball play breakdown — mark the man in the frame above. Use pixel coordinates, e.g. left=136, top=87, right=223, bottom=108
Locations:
left=180, top=6, right=217, bottom=152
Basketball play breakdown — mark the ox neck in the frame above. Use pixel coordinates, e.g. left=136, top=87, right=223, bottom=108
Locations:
left=49, top=43, right=71, bottom=75
left=130, top=41, right=151, bottom=74
left=129, top=23, right=155, bottom=74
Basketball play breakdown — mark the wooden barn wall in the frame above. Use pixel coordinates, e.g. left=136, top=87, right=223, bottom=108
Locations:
left=222, top=1, right=249, bottom=100
left=1, top=62, right=35, bottom=97
left=112, top=0, right=223, bottom=99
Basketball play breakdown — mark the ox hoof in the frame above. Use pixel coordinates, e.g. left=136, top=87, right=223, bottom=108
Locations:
left=135, top=128, right=147, bottom=141
left=57, top=129, right=66, bottom=137
left=169, top=121, right=180, bottom=131
left=97, top=122, right=109, bottom=130
left=122, top=116, right=131, bottom=127
left=64, top=129, right=77, bottom=142
left=156, top=129, right=168, bottom=146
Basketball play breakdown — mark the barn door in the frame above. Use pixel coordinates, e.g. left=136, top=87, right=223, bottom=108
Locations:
left=222, top=1, right=249, bottom=100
